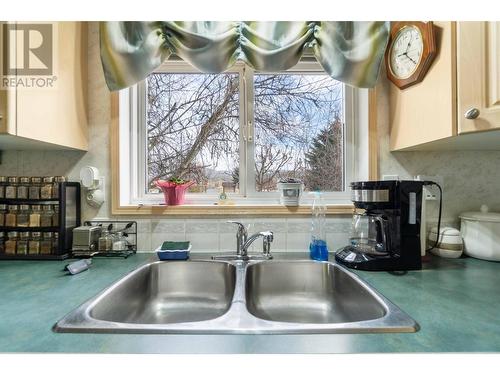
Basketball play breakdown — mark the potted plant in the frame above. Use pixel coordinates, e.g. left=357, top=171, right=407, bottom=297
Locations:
left=277, top=178, right=304, bottom=206
left=155, top=177, right=195, bottom=206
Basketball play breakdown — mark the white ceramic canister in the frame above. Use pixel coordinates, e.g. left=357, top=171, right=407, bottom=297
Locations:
left=428, top=226, right=463, bottom=259
left=460, top=205, right=500, bottom=261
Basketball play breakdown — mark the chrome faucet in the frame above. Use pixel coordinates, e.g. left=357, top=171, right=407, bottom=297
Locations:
left=241, top=230, right=274, bottom=257
left=227, top=221, right=248, bottom=256
left=212, top=221, right=273, bottom=261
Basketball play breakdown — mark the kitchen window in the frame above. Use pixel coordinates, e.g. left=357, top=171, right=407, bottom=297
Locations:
left=117, top=57, right=371, bottom=209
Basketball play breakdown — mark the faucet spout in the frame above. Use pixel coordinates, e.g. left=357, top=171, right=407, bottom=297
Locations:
left=241, top=231, right=274, bottom=255
left=212, top=225, right=273, bottom=261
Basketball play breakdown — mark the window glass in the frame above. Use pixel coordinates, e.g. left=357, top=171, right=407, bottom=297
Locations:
left=146, top=72, right=240, bottom=194
left=253, top=73, right=344, bottom=192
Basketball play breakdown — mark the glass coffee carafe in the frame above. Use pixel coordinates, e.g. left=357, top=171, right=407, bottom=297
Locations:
left=349, top=213, right=390, bottom=255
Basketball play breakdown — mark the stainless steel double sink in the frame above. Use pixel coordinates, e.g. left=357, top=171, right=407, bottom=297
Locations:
left=54, top=259, right=419, bottom=334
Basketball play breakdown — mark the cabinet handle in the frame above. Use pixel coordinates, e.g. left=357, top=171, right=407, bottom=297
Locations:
left=464, top=108, right=480, bottom=120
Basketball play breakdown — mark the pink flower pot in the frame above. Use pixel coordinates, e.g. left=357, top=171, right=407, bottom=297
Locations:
left=155, top=180, right=195, bottom=206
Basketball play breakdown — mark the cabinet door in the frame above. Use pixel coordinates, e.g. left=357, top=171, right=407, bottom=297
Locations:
left=457, top=22, right=500, bottom=134
left=15, top=22, right=88, bottom=150
left=389, top=22, right=457, bottom=151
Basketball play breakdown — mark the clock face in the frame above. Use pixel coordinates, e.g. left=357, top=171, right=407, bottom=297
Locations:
left=389, top=26, right=424, bottom=79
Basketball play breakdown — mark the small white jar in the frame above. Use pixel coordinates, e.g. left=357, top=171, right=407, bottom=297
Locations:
left=428, top=226, right=464, bottom=259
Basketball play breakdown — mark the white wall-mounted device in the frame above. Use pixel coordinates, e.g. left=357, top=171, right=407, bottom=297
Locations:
left=80, top=166, right=105, bottom=207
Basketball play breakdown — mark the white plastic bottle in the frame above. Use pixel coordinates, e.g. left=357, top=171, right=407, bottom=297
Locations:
left=309, top=191, right=328, bottom=261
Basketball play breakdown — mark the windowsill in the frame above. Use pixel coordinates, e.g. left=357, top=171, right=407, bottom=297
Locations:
left=111, top=203, right=355, bottom=216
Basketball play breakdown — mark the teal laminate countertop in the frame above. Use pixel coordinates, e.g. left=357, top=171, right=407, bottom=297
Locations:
left=1, top=253, right=499, bottom=353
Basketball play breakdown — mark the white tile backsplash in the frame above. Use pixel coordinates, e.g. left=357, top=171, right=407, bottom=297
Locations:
left=326, top=233, right=350, bottom=252
left=185, top=219, right=219, bottom=233
left=132, top=216, right=352, bottom=253
left=151, top=220, right=185, bottom=234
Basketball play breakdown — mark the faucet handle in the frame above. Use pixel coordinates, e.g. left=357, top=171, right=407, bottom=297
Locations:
left=227, top=221, right=248, bottom=255
left=226, top=221, right=248, bottom=236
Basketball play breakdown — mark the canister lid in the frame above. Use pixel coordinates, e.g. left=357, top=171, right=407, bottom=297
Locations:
left=429, top=226, right=461, bottom=237
left=460, top=205, right=500, bottom=223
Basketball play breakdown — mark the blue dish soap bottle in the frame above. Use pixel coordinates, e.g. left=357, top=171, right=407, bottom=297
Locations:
left=309, top=191, right=329, bottom=261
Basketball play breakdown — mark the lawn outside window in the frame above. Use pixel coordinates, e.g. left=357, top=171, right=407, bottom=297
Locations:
left=116, top=57, right=371, bottom=211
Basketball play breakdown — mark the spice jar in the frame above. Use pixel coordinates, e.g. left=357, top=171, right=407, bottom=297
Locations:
left=40, top=205, right=54, bottom=227
left=40, top=232, right=53, bottom=254
left=17, top=232, right=29, bottom=254
left=0, top=232, right=5, bottom=253
left=52, top=176, right=66, bottom=198
left=29, top=177, right=42, bottom=200
left=53, top=205, right=59, bottom=227
left=98, top=230, right=114, bottom=252
left=17, top=204, right=30, bottom=227
left=29, top=204, right=42, bottom=227
left=5, top=231, right=18, bottom=254
left=53, top=232, right=59, bottom=253
left=17, top=177, right=30, bottom=199
left=28, top=232, right=41, bottom=254
left=0, top=204, right=7, bottom=226
left=5, top=177, right=18, bottom=199
left=40, top=177, right=54, bottom=199
left=0, top=176, right=7, bottom=199
left=5, top=205, right=18, bottom=227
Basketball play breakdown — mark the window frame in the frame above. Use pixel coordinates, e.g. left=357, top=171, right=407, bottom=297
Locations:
left=113, top=60, right=374, bottom=215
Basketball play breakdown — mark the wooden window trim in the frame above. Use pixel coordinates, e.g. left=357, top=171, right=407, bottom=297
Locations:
left=110, top=88, right=378, bottom=217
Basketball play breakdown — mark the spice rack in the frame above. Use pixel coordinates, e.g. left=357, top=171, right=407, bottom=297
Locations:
left=0, top=182, right=81, bottom=260
left=81, top=220, right=138, bottom=258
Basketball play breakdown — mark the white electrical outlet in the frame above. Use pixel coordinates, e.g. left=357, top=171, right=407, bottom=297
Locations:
left=416, top=175, right=444, bottom=200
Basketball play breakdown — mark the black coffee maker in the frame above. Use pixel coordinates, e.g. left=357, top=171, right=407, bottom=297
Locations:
left=335, top=180, right=425, bottom=271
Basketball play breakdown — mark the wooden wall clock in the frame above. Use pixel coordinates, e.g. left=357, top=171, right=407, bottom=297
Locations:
left=385, top=21, right=437, bottom=89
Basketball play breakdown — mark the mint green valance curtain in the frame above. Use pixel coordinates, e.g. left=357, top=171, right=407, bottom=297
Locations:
left=100, top=21, right=389, bottom=91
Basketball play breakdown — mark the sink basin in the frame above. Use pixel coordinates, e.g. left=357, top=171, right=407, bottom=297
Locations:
left=89, top=261, right=236, bottom=324
left=246, top=261, right=386, bottom=324
left=54, top=258, right=418, bottom=334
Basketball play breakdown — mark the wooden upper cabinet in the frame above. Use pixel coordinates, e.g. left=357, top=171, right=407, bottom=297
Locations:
left=457, top=22, right=500, bottom=134
left=389, top=22, right=457, bottom=151
left=0, top=22, right=88, bottom=151
left=389, top=21, right=500, bottom=151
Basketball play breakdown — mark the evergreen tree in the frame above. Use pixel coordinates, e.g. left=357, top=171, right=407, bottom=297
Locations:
left=304, top=118, right=343, bottom=191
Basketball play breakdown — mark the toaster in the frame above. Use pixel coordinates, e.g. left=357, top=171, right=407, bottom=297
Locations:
left=72, top=225, right=102, bottom=255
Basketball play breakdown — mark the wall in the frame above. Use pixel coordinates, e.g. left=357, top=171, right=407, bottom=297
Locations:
left=1, top=22, right=500, bottom=252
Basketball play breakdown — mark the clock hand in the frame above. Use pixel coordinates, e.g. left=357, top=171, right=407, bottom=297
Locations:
left=406, top=54, right=417, bottom=65
left=406, top=34, right=413, bottom=53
